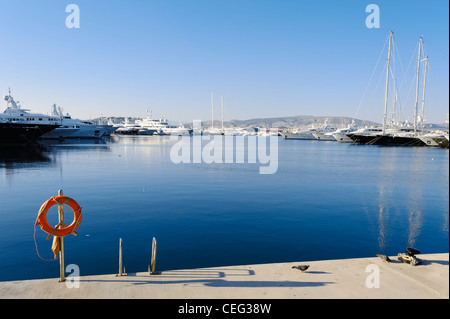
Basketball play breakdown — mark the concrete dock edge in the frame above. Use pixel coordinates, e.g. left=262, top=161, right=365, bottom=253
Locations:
left=0, top=253, right=448, bottom=299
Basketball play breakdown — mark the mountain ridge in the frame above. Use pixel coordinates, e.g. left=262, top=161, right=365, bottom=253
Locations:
left=203, top=115, right=380, bottom=129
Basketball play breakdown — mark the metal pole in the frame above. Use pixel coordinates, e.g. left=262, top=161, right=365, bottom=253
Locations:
left=58, top=190, right=65, bottom=282
left=151, top=237, right=157, bottom=275
left=119, top=238, right=123, bottom=276
left=383, top=31, right=393, bottom=135
left=414, top=37, right=422, bottom=136
left=221, top=96, right=224, bottom=134
left=211, top=93, right=214, bottom=130
left=420, top=56, right=428, bottom=132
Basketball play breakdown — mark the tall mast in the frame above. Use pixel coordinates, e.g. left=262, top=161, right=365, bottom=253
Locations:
left=383, top=31, right=393, bottom=135
left=420, top=56, right=428, bottom=131
left=414, top=37, right=422, bottom=136
left=221, top=96, right=224, bottom=133
left=211, top=92, right=214, bottom=129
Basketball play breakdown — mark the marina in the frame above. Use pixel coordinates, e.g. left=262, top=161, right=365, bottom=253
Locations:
left=0, top=1, right=448, bottom=303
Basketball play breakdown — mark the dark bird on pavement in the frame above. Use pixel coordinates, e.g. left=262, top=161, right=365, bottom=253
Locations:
left=292, top=265, right=310, bottom=272
left=405, top=248, right=421, bottom=257
left=376, top=254, right=391, bottom=262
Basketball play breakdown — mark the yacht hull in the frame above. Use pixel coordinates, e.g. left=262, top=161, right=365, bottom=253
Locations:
left=312, top=133, right=335, bottom=141
left=433, top=136, right=449, bottom=148
left=284, top=133, right=316, bottom=140
left=348, top=134, right=426, bottom=146
left=332, top=133, right=353, bottom=143
left=0, top=123, right=59, bottom=145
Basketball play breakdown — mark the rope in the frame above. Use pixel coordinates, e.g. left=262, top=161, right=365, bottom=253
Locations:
left=353, top=34, right=389, bottom=120
left=33, top=215, right=57, bottom=262
left=33, top=200, right=82, bottom=261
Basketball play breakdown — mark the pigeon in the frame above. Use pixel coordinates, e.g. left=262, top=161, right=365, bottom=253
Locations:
left=405, top=248, right=421, bottom=257
left=292, top=265, right=310, bottom=272
left=376, top=254, right=391, bottom=263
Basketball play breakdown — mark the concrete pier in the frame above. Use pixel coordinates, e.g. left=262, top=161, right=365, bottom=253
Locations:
left=0, top=253, right=448, bottom=299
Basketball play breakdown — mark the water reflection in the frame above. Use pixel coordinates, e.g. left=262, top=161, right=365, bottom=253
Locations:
left=0, top=138, right=114, bottom=175
left=43, top=137, right=112, bottom=148
left=0, top=147, right=52, bottom=167
left=406, top=150, right=425, bottom=249
left=377, top=148, right=425, bottom=253
left=374, top=148, right=449, bottom=254
left=110, top=135, right=177, bottom=146
left=376, top=148, right=400, bottom=253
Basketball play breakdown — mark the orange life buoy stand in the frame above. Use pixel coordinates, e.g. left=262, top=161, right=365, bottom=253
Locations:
left=35, top=196, right=82, bottom=237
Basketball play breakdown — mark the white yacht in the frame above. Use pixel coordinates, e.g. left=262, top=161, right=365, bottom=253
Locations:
left=1, top=91, right=61, bottom=145
left=42, top=105, right=114, bottom=139
left=135, top=110, right=192, bottom=136
left=346, top=126, right=383, bottom=142
left=284, top=129, right=316, bottom=140
left=311, top=124, right=337, bottom=141
left=329, top=126, right=357, bottom=143
left=257, top=128, right=279, bottom=136
left=223, top=128, right=244, bottom=136
left=419, top=131, right=449, bottom=148
left=204, top=127, right=224, bottom=135
left=285, top=123, right=334, bottom=140
left=114, top=118, right=141, bottom=135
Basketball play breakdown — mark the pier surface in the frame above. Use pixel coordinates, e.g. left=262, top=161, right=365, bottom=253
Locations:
left=0, top=253, right=448, bottom=299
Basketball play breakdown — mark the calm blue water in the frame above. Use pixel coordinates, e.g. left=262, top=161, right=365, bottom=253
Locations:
left=0, top=136, right=448, bottom=281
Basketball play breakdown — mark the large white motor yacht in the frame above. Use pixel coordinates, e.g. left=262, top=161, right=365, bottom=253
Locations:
left=135, top=110, right=192, bottom=136
left=42, top=104, right=114, bottom=139
left=1, top=91, right=61, bottom=146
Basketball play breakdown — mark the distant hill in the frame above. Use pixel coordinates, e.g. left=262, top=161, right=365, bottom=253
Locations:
left=203, top=115, right=380, bottom=130
left=92, top=115, right=448, bottom=131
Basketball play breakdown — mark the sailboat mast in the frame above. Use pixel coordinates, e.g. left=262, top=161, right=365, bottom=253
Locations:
left=221, top=96, right=224, bottom=133
left=420, top=56, right=428, bottom=131
left=211, top=93, right=214, bottom=129
left=414, top=37, right=422, bottom=136
left=383, top=31, right=393, bottom=135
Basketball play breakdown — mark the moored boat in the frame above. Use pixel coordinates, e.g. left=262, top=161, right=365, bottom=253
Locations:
left=42, top=105, right=114, bottom=139
left=1, top=91, right=61, bottom=147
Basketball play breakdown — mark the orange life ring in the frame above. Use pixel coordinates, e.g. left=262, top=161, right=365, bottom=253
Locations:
left=35, top=196, right=82, bottom=237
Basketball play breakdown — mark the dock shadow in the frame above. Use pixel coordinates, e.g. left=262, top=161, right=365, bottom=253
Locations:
left=79, top=267, right=334, bottom=288
left=418, top=259, right=449, bottom=266
left=301, top=271, right=330, bottom=274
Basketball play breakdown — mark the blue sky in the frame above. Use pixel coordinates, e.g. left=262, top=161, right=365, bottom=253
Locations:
left=0, top=0, right=448, bottom=124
